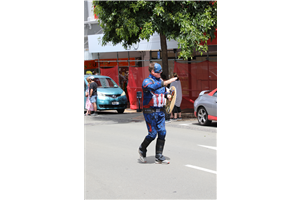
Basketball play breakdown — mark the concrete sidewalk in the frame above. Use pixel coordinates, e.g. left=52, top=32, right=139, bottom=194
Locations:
left=125, top=108, right=195, bottom=119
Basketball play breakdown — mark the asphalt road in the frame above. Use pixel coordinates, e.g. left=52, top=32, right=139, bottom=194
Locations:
left=84, top=111, right=217, bottom=199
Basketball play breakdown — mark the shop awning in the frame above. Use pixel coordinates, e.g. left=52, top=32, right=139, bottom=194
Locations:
left=88, top=32, right=179, bottom=53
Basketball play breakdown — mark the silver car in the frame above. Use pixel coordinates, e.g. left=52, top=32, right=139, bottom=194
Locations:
left=194, top=88, right=217, bottom=126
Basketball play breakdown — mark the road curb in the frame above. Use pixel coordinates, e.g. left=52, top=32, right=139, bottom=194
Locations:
left=182, top=113, right=195, bottom=118
left=125, top=108, right=195, bottom=119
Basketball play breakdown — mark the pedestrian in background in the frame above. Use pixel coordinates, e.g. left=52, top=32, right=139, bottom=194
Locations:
left=85, top=77, right=94, bottom=116
left=170, top=73, right=182, bottom=120
left=89, top=76, right=98, bottom=116
left=125, top=71, right=130, bottom=107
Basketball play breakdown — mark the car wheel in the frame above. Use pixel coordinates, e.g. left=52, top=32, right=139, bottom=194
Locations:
left=117, top=109, right=125, bottom=114
left=197, top=107, right=211, bottom=126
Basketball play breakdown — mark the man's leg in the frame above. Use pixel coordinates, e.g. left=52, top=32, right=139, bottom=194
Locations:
left=155, top=112, right=170, bottom=164
left=171, top=106, right=178, bottom=120
left=138, top=113, right=157, bottom=163
left=93, top=102, right=97, bottom=113
left=90, top=96, right=97, bottom=115
left=138, top=137, right=152, bottom=163
left=178, top=106, right=182, bottom=119
left=174, top=112, right=178, bottom=119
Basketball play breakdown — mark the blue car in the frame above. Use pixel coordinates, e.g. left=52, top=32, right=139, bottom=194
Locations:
left=84, top=75, right=128, bottom=113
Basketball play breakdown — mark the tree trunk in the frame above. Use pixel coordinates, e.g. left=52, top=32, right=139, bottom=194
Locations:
left=160, top=33, right=169, bottom=78
left=188, top=58, right=192, bottom=99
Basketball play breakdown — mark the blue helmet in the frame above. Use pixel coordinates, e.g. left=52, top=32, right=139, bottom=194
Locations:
left=154, top=63, right=162, bottom=73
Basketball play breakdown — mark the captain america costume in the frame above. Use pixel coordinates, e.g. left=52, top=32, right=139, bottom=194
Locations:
left=142, top=73, right=167, bottom=141
left=138, top=62, right=172, bottom=164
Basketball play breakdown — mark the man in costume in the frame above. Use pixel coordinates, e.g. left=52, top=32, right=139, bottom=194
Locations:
left=138, top=62, right=177, bottom=164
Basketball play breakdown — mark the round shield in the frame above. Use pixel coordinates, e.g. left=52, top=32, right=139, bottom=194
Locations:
left=165, top=86, right=177, bottom=114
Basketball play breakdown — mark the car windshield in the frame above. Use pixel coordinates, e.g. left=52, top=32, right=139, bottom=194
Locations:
left=94, top=77, right=117, bottom=88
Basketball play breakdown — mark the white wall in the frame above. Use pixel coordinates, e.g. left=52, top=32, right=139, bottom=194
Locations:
left=86, top=0, right=95, bottom=21
left=88, top=33, right=179, bottom=53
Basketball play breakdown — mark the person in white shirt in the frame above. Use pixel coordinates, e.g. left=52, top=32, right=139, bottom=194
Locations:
left=170, top=73, right=182, bottom=120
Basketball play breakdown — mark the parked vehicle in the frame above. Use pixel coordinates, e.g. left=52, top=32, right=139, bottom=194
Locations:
left=194, top=88, right=217, bottom=125
left=84, top=75, right=127, bottom=113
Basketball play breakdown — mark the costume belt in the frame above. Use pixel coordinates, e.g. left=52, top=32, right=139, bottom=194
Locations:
left=143, top=107, right=165, bottom=113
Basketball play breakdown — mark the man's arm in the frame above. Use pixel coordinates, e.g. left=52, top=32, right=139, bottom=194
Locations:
left=142, top=78, right=163, bottom=91
left=90, top=83, right=94, bottom=97
left=143, top=77, right=177, bottom=91
left=90, top=89, right=93, bottom=97
left=163, top=77, right=177, bottom=86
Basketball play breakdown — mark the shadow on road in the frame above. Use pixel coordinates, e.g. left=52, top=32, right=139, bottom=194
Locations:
left=191, top=122, right=217, bottom=128
left=137, top=156, right=171, bottom=164
left=85, top=111, right=138, bottom=115
left=85, top=110, right=144, bottom=124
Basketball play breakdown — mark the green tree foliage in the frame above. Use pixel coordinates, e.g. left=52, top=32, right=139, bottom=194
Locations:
left=93, top=0, right=217, bottom=75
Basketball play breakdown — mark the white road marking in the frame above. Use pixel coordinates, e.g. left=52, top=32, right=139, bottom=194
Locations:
left=198, top=145, right=217, bottom=150
left=185, top=165, right=217, bottom=174
left=179, top=124, right=189, bottom=126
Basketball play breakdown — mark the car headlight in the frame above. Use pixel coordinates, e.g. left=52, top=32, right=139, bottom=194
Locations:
left=97, top=91, right=105, bottom=96
left=121, top=91, right=126, bottom=96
